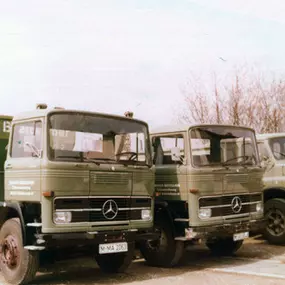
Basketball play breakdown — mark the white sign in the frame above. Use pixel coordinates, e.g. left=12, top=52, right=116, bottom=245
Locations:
left=3, top=120, right=11, bottom=133
left=73, top=132, right=103, bottom=152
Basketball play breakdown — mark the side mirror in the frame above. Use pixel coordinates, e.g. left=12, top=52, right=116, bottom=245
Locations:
left=25, top=142, right=41, bottom=158
left=261, top=155, right=270, bottom=162
left=261, top=155, right=275, bottom=171
left=171, top=147, right=181, bottom=162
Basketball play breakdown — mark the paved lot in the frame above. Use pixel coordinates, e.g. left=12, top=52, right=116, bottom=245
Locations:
left=2, top=236, right=285, bottom=285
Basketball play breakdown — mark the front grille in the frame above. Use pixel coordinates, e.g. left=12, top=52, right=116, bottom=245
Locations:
left=199, top=193, right=262, bottom=218
left=54, top=197, right=151, bottom=223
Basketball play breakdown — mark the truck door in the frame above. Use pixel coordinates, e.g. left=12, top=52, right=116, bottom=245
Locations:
left=152, top=134, right=187, bottom=199
left=5, top=120, right=43, bottom=202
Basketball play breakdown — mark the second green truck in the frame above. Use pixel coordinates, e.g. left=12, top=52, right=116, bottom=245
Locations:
left=139, top=124, right=265, bottom=267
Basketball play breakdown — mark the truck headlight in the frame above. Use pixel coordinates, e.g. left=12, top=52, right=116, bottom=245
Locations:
left=141, top=209, right=152, bottom=221
left=256, top=202, right=263, bottom=213
left=53, top=211, right=72, bottom=224
left=198, top=208, right=212, bottom=219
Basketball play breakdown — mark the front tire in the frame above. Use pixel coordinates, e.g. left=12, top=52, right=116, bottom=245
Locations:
left=0, top=218, right=39, bottom=285
left=95, top=242, right=134, bottom=273
left=139, top=216, right=184, bottom=267
left=206, top=237, right=243, bottom=256
left=263, top=198, right=285, bottom=245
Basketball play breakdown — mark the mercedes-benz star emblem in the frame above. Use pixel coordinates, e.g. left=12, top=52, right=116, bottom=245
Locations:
left=231, top=196, right=242, bottom=213
left=102, top=200, right=118, bottom=220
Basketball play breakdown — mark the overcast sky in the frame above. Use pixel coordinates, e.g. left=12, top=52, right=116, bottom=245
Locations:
left=1, top=0, right=285, bottom=128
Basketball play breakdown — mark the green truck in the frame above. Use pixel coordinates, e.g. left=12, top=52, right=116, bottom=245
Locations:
left=257, top=133, right=285, bottom=244
left=0, top=105, right=155, bottom=285
left=139, top=124, right=265, bottom=267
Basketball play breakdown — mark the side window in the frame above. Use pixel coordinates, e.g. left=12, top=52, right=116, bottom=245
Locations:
left=11, top=121, right=42, bottom=158
left=257, top=142, right=270, bottom=159
left=153, top=135, right=184, bottom=165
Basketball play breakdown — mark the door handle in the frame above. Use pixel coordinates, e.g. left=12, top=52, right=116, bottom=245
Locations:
left=5, top=164, right=12, bottom=169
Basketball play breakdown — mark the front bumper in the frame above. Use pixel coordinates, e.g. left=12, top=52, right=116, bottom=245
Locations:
left=34, top=228, right=158, bottom=249
left=177, top=219, right=266, bottom=241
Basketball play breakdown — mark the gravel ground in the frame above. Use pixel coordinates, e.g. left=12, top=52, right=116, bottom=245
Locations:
left=2, top=236, right=285, bottom=285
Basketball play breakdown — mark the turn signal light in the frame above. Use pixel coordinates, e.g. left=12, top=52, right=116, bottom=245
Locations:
left=42, top=191, right=54, bottom=197
left=189, top=188, right=199, bottom=194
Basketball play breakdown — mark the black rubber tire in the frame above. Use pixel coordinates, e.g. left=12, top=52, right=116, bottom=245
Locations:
left=206, top=238, right=243, bottom=256
left=95, top=242, right=135, bottom=273
left=263, top=198, right=285, bottom=245
left=0, top=218, right=39, bottom=285
left=139, top=216, right=184, bottom=267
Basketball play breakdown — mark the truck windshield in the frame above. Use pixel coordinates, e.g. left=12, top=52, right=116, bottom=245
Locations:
left=190, top=126, right=259, bottom=167
left=268, top=137, right=285, bottom=160
left=48, top=113, right=151, bottom=166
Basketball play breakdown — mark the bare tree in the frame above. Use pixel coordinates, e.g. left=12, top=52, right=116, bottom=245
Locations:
left=179, top=70, right=285, bottom=133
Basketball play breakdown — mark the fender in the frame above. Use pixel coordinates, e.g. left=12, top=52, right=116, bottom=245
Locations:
left=263, top=186, right=285, bottom=192
left=154, top=200, right=183, bottom=237
left=263, top=187, right=285, bottom=202
left=0, top=201, right=27, bottom=245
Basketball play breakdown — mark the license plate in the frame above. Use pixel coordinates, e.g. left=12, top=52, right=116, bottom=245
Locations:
left=99, top=242, right=128, bottom=255
left=233, top=232, right=249, bottom=241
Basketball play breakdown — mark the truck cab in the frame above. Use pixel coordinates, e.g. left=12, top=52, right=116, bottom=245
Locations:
left=0, top=105, right=155, bottom=285
left=257, top=133, right=285, bottom=244
left=139, top=124, right=265, bottom=267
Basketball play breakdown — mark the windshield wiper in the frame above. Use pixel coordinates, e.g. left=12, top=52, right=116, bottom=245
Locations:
left=273, top=151, right=285, bottom=158
left=83, top=158, right=101, bottom=166
left=83, top=157, right=118, bottom=165
left=55, top=155, right=81, bottom=160
left=115, top=152, right=138, bottom=161
left=222, top=155, right=253, bottom=167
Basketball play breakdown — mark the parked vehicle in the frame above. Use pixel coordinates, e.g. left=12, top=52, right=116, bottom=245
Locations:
left=0, top=105, right=156, bottom=285
left=0, top=115, right=12, bottom=201
left=139, top=124, right=265, bottom=267
left=257, top=133, right=285, bottom=244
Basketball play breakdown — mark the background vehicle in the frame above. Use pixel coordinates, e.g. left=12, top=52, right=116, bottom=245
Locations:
left=0, top=115, right=12, bottom=201
left=139, top=124, right=265, bottom=267
left=0, top=105, right=155, bottom=285
left=257, top=133, right=285, bottom=245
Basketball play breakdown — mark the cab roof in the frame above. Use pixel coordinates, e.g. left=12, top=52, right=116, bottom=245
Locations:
left=0, top=115, right=13, bottom=120
left=257, top=133, right=285, bottom=141
left=150, top=123, right=255, bottom=134
left=12, top=108, right=148, bottom=126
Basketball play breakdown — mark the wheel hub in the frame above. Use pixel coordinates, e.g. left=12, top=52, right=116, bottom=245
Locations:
left=267, top=208, right=285, bottom=237
left=0, top=235, right=19, bottom=269
left=146, top=226, right=168, bottom=251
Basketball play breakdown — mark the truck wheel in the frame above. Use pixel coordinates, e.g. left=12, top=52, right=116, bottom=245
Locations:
left=206, top=238, right=243, bottom=256
left=95, top=242, right=134, bottom=273
left=0, top=218, right=39, bottom=285
left=264, top=198, right=285, bottom=245
left=139, top=217, right=184, bottom=267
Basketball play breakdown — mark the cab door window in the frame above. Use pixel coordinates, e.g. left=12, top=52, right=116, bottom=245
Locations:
left=11, top=121, right=42, bottom=158
left=152, top=135, right=184, bottom=165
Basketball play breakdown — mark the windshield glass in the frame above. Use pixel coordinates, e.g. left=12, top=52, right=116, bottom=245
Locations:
left=268, top=137, right=285, bottom=160
left=48, top=113, right=151, bottom=166
left=189, top=126, right=259, bottom=167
